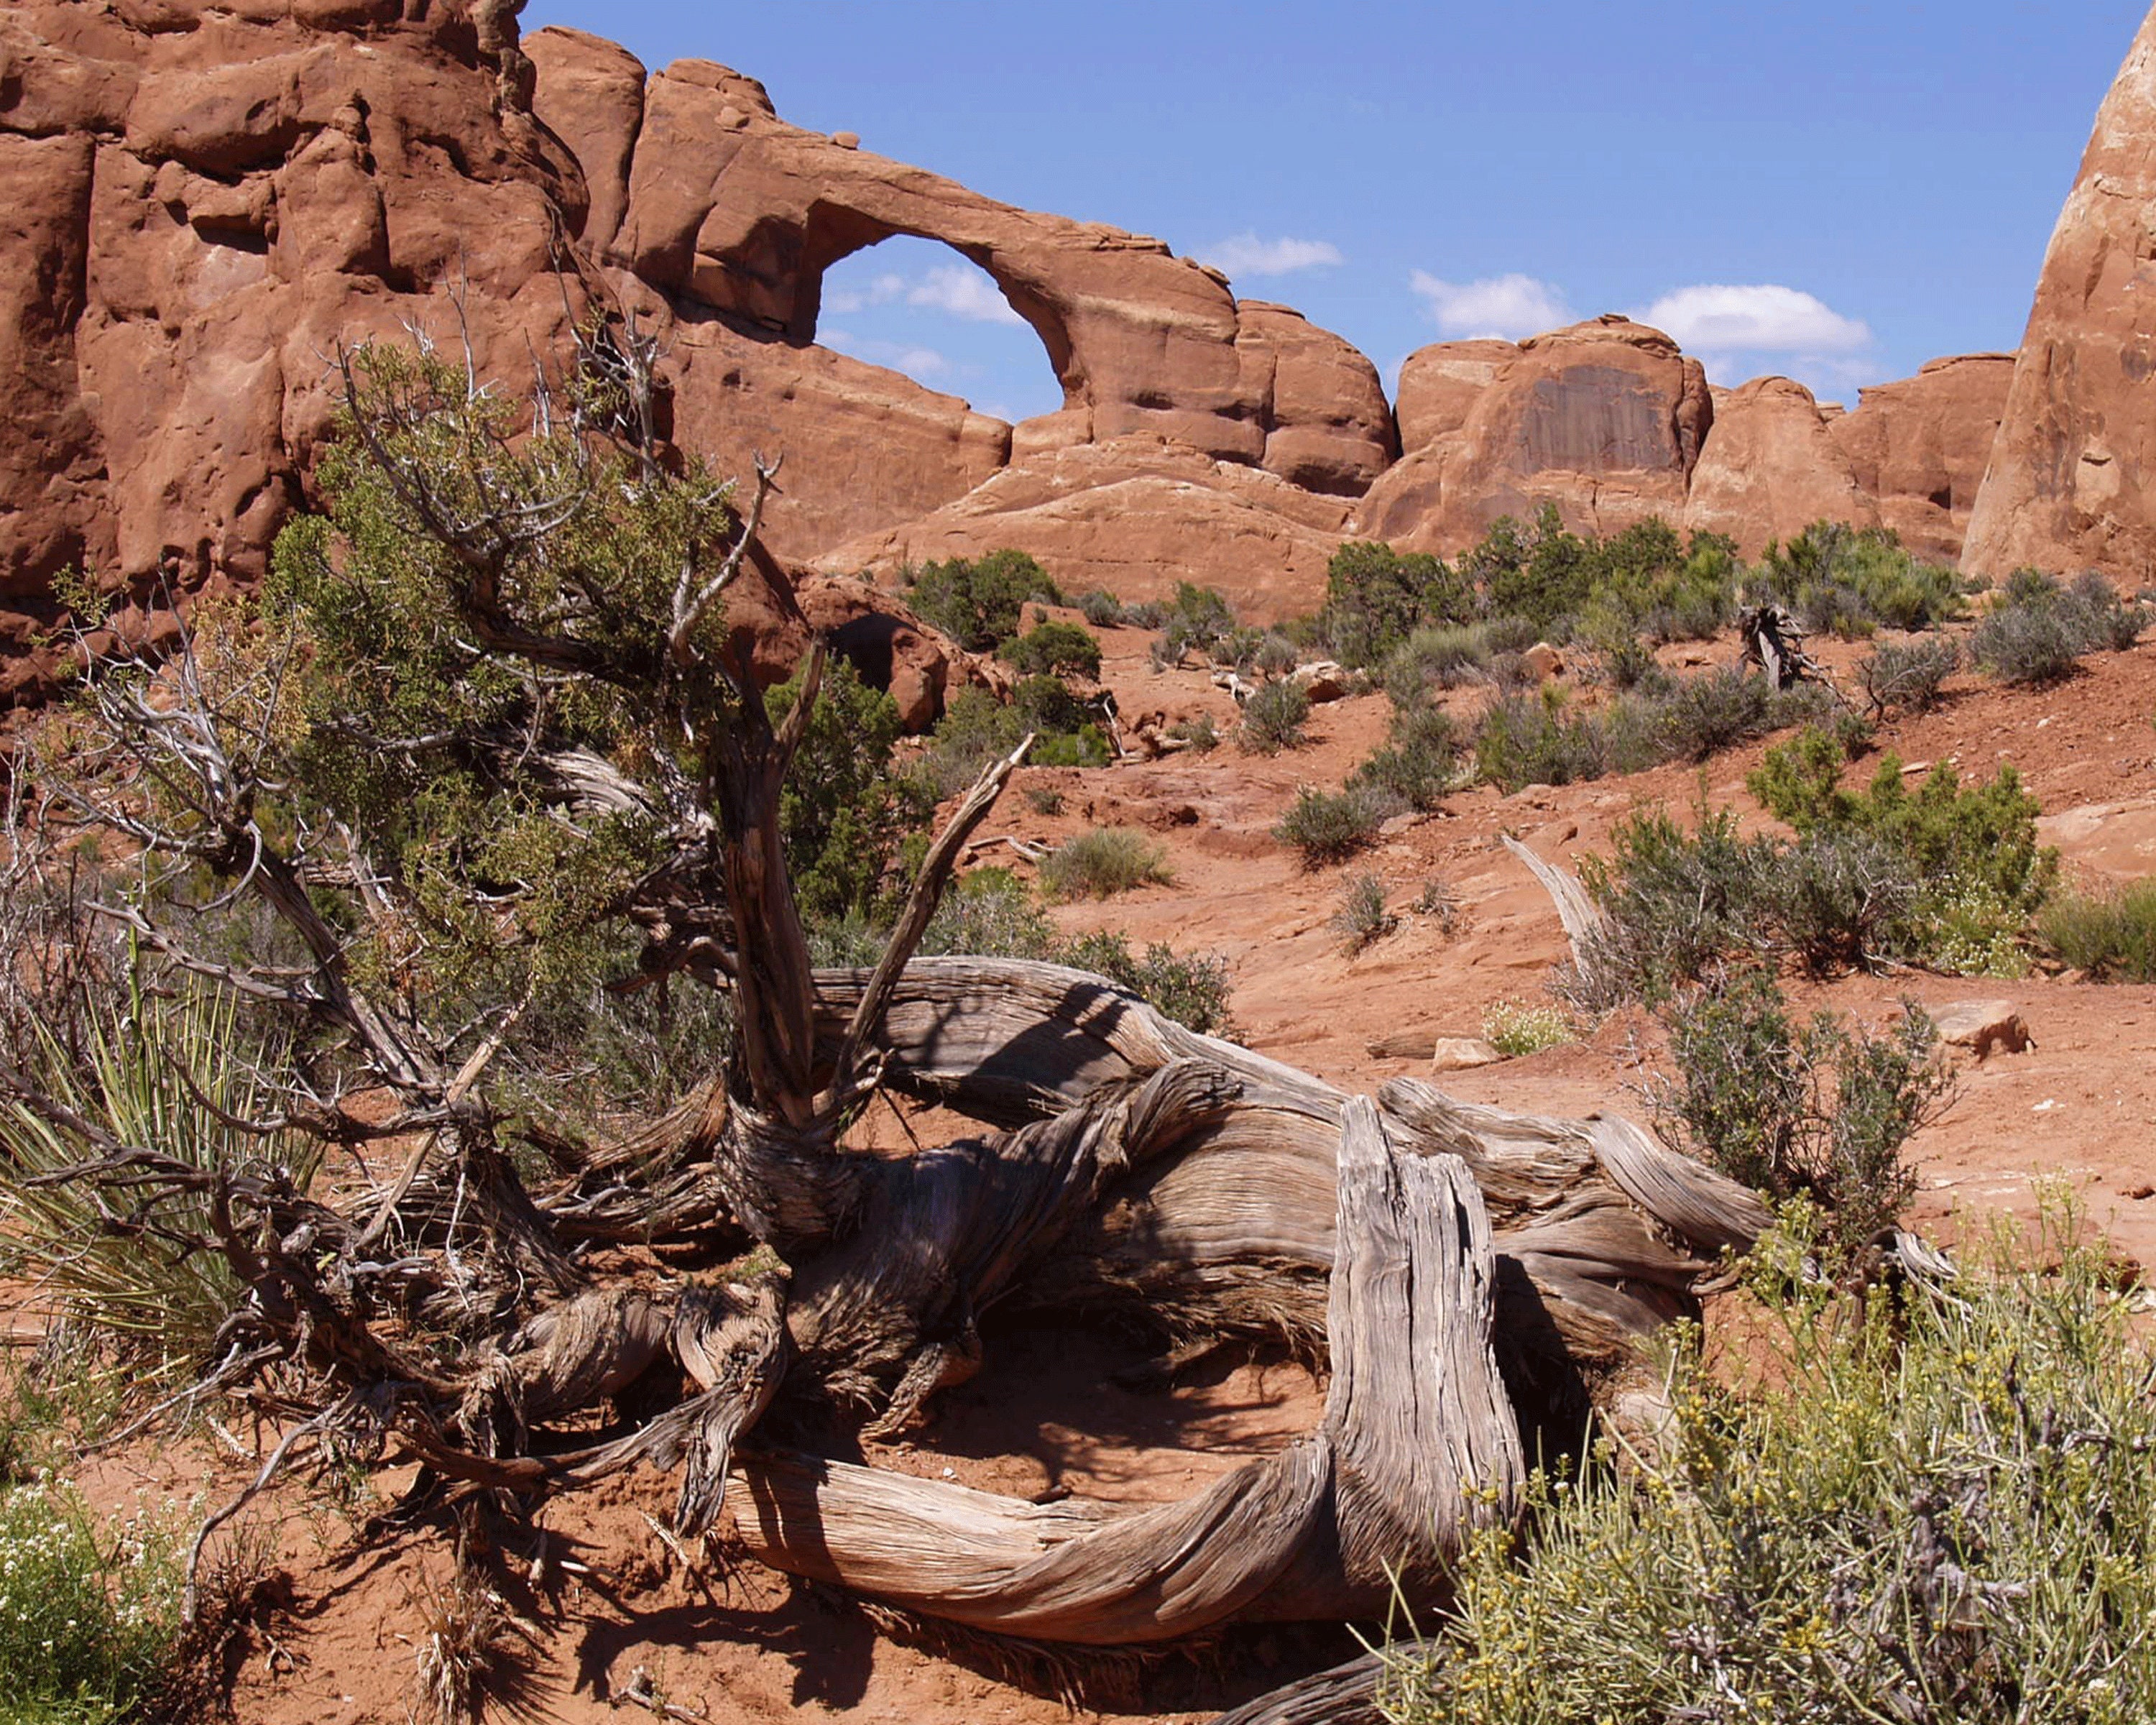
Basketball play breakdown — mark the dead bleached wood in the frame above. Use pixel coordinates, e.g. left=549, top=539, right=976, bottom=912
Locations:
left=720, top=1100, right=1519, bottom=1643
left=1501, top=832, right=1608, bottom=978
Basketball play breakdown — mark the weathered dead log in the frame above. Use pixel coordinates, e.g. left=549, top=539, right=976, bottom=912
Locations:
left=1210, top=1647, right=1397, bottom=1725
left=719, top=1100, right=1519, bottom=1643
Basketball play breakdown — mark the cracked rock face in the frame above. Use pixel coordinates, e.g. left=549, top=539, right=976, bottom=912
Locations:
left=1964, top=6, right=2156, bottom=582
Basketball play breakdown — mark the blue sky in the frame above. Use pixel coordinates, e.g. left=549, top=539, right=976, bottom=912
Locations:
left=523, top=0, right=2146, bottom=418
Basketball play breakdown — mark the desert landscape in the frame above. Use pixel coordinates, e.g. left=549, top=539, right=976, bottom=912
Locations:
left=1, top=3, right=2154, bottom=1723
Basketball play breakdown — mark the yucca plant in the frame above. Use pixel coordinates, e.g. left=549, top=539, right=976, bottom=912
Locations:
left=0, top=978, right=315, bottom=1381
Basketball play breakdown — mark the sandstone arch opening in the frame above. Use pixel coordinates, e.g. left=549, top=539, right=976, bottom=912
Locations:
left=812, top=235, right=1068, bottom=426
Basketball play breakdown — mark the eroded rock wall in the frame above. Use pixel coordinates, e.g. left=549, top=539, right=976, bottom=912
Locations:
left=1963, top=8, right=2156, bottom=581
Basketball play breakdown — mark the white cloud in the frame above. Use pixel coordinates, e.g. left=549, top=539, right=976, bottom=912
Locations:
left=907, top=264, right=1024, bottom=326
left=1634, top=283, right=1870, bottom=354
left=822, top=271, right=906, bottom=316
left=1409, top=271, right=1571, bottom=341
left=1197, top=233, right=1344, bottom=278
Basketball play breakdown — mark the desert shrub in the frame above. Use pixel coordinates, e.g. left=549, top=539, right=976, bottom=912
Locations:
left=1166, top=713, right=1219, bottom=753
left=1150, top=581, right=1238, bottom=667
left=0, top=980, right=317, bottom=1379
left=916, top=868, right=1058, bottom=960
left=1039, top=827, right=1171, bottom=900
left=923, top=681, right=1109, bottom=795
left=1024, top=786, right=1064, bottom=816
left=0, top=1442, right=188, bottom=1725
left=1057, top=931, right=1233, bottom=1034
left=1855, top=634, right=1959, bottom=715
left=1350, top=704, right=1460, bottom=811
left=1330, top=872, right=1397, bottom=954
left=1653, top=970, right=1946, bottom=1254
left=1480, top=999, right=1576, bottom=1057
left=1414, top=876, right=1460, bottom=933
left=1972, top=590, right=2085, bottom=684
left=1122, top=599, right=1167, bottom=630
left=1593, top=633, right=1669, bottom=694
left=1973, top=569, right=2148, bottom=684
left=1075, top=589, right=1126, bottom=627
left=1386, top=1203, right=2155, bottom=1725
left=1240, top=679, right=1312, bottom=754
left=998, top=620, right=1101, bottom=678
left=1756, top=827, right=1922, bottom=978
left=1317, top=540, right=1473, bottom=667
left=1639, top=665, right=1778, bottom=764
left=2037, top=875, right=2156, bottom=981
left=906, top=548, right=1061, bottom=651
left=1254, top=632, right=1299, bottom=676
left=1575, top=806, right=1775, bottom=1006
left=1275, top=784, right=1391, bottom=867
left=1577, top=520, right=1741, bottom=645
left=768, top=657, right=931, bottom=924
left=1476, top=505, right=1597, bottom=632
left=1479, top=613, right=1543, bottom=656
left=1384, top=625, right=1492, bottom=704
left=1748, top=727, right=2053, bottom=972
left=1473, top=689, right=1606, bottom=792
left=1748, top=521, right=1961, bottom=638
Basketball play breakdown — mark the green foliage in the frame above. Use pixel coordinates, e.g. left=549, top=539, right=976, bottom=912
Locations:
left=1350, top=705, right=1460, bottom=811
left=0, top=1447, right=187, bottom=1725
left=1654, top=970, right=1945, bottom=1255
left=1473, top=689, right=1606, bottom=791
left=906, top=548, right=1061, bottom=651
left=1856, top=633, right=1959, bottom=715
left=923, top=682, right=1109, bottom=796
left=2037, top=876, right=2156, bottom=981
left=1385, top=1204, right=2156, bottom=1725
left=1239, top=680, right=1312, bottom=753
left=0, top=980, right=315, bottom=1379
left=1274, top=785, right=1391, bottom=868
left=1748, top=729, right=2054, bottom=972
left=1166, top=713, right=1220, bottom=753
left=1039, top=827, right=1172, bottom=900
left=1383, top=623, right=1494, bottom=702
left=1074, top=589, right=1127, bottom=628
left=997, top=620, right=1102, bottom=678
left=1057, top=932, right=1233, bottom=1034
left=1330, top=873, right=1397, bottom=955
left=1480, top=999, right=1576, bottom=1057
left=1317, top=540, right=1473, bottom=667
left=767, top=657, right=929, bottom=926
left=1971, top=569, right=2148, bottom=684
left=1149, top=582, right=1239, bottom=667
left=1748, top=521, right=1963, bottom=638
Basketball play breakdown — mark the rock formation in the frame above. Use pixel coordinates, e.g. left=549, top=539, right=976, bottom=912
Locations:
left=816, top=436, right=1355, bottom=622
left=1353, top=316, right=1714, bottom=552
left=0, top=0, right=2112, bottom=711
left=0, top=4, right=1393, bottom=708
left=1833, top=354, right=2016, bottom=562
left=1360, top=322, right=2010, bottom=563
left=1963, top=8, right=2156, bottom=581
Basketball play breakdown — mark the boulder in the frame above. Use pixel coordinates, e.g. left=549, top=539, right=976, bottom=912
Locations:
left=1289, top=661, right=1351, bottom=702
left=1965, top=10, right=2156, bottom=581
left=1430, top=1036, right=1506, bottom=1073
left=1520, top=641, right=1565, bottom=681
left=1233, top=301, right=1398, bottom=496
left=1925, top=1000, right=2034, bottom=1061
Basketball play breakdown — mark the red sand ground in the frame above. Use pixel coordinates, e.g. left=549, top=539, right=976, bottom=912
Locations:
left=76, top=618, right=2156, bottom=1723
